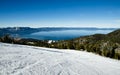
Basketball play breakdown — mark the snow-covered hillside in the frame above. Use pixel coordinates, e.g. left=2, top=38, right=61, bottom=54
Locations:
left=0, top=43, right=120, bottom=75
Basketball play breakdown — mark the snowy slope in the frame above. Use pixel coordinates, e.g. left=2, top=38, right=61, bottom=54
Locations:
left=0, top=43, right=120, bottom=75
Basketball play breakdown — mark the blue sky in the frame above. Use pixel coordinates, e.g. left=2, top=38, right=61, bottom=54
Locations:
left=0, top=0, right=120, bottom=28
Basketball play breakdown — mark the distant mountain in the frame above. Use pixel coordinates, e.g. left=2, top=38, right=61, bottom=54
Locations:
left=0, top=28, right=120, bottom=60
left=0, top=27, right=39, bottom=36
left=0, top=27, right=117, bottom=37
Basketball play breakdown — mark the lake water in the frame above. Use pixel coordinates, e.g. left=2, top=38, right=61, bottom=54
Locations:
left=21, top=29, right=114, bottom=40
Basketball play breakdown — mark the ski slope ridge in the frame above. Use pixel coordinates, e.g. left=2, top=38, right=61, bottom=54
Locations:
left=0, top=43, right=120, bottom=75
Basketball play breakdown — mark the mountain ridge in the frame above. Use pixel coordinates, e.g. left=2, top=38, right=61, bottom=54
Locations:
left=0, top=28, right=120, bottom=60
left=0, top=27, right=117, bottom=38
left=51, top=29, right=120, bottom=59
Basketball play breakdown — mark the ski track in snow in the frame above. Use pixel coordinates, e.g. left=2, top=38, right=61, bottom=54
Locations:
left=0, top=43, right=120, bottom=75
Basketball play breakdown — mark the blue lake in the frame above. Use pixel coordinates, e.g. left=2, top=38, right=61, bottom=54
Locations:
left=21, top=29, right=114, bottom=40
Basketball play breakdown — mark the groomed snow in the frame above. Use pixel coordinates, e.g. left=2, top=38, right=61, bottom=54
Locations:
left=0, top=43, right=120, bottom=75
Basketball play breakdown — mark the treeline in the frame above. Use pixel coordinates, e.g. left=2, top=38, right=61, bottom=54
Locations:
left=0, top=34, right=49, bottom=47
left=51, top=40, right=120, bottom=60
left=0, top=29, right=120, bottom=60
left=50, top=31, right=120, bottom=60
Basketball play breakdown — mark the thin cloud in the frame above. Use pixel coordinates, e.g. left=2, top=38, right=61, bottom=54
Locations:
left=114, top=20, right=120, bottom=22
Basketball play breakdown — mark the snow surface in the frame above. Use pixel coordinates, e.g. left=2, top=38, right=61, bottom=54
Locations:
left=0, top=43, right=120, bottom=75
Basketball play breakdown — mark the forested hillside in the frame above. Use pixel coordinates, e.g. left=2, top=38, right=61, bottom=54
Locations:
left=0, top=29, right=120, bottom=60
left=50, top=29, right=120, bottom=59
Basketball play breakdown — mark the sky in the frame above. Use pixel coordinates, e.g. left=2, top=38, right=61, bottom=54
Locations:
left=0, top=0, right=120, bottom=28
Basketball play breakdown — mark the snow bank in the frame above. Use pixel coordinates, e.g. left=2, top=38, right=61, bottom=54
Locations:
left=0, top=43, right=120, bottom=75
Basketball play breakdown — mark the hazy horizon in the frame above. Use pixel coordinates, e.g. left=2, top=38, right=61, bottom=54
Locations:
left=0, top=26, right=119, bottom=28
